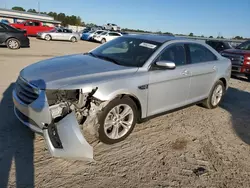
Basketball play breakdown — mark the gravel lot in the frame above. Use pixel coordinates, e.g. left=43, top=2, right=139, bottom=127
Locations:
left=0, top=38, right=250, bottom=188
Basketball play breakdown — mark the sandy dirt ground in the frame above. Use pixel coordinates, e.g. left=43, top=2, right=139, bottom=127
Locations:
left=0, top=38, right=250, bottom=188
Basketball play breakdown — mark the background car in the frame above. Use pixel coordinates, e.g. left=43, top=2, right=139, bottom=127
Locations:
left=81, top=30, right=105, bottom=41
left=0, top=22, right=29, bottom=49
left=93, top=31, right=123, bottom=43
left=221, top=40, right=250, bottom=80
left=37, top=27, right=80, bottom=42
left=102, top=23, right=121, bottom=31
left=205, top=40, right=234, bottom=53
left=0, top=19, right=10, bottom=25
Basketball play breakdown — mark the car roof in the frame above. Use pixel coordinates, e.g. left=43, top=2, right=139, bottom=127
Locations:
left=122, top=34, right=181, bottom=43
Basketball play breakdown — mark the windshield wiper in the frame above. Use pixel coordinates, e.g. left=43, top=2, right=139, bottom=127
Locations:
left=95, top=55, right=121, bottom=65
left=84, top=53, right=121, bottom=65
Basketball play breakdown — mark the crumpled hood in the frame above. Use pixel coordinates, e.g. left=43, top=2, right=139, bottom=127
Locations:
left=20, top=54, right=138, bottom=89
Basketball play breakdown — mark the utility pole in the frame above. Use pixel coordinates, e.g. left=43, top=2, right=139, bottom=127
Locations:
left=38, top=1, right=40, bottom=13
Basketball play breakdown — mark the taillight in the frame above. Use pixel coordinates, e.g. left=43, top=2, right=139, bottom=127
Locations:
left=244, top=54, right=250, bottom=65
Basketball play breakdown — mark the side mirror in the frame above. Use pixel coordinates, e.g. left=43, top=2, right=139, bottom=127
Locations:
left=155, top=60, right=176, bottom=70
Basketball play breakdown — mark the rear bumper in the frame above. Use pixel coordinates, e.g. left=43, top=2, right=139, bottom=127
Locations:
left=20, top=37, right=30, bottom=47
left=12, top=88, right=94, bottom=160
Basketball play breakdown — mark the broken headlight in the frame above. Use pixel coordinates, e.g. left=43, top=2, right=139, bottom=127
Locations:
left=46, top=89, right=79, bottom=119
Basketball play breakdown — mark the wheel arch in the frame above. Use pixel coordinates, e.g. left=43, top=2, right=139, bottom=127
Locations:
left=218, top=77, right=227, bottom=89
left=5, top=37, right=18, bottom=43
left=93, top=91, right=143, bottom=122
left=117, top=94, right=142, bottom=122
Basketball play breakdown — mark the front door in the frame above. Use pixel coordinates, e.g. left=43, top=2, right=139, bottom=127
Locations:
left=186, top=43, right=218, bottom=103
left=147, top=43, right=191, bottom=116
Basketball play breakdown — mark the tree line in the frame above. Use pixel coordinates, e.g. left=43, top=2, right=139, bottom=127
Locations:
left=11, top=6, right=83, bottom=26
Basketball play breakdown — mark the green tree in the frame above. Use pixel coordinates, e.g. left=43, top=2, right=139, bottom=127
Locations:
left=234, top=36, right=243, bottom=40
left=12, top=6, right=25, bottom=11
left=189, top=32, right=194, bottom=36
left=209, top=36, right=213, bottom=38
left=27, top=9, right=37, bottom=13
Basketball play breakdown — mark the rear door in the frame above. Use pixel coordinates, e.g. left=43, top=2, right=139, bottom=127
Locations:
left=0, top=24, right=7, bottom=43
left=185, top=43, right=218, bottom=103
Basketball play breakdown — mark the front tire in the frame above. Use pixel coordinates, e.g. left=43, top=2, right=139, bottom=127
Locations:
left=98, top=97, right=138, bottom=144
left=6, top=38, right=20, bottom=50
left=45, top=34, right=51, bottom=41
left=201, top=80, right=225, bottom=109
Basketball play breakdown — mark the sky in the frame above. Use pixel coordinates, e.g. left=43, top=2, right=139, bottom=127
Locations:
left=1, top=0, right=250, bottom=38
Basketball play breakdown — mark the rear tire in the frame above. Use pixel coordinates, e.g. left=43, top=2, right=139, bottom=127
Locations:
left=101, top=38, right=106, bottom=44
left=45, top=34, right=51, bottom=41
left=201, top=80, right=225, bottom=109
left=6, top=38, right=20, bottom=50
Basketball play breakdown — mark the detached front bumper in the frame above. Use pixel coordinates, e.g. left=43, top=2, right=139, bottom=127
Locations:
left=12, top=89, right=93, bottom=161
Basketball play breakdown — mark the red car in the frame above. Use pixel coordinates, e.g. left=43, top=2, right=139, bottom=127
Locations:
left=10, top=20, right=54, bottom=36
left=221, top=40, right=250, bottom=81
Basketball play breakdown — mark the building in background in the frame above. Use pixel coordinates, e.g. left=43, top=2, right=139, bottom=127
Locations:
left=0, top=8, right=61, bottom=26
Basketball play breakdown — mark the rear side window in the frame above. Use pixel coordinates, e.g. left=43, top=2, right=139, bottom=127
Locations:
left=109, top=32, right=121, bottom=36
left=188, top=43, right=217, bottom=64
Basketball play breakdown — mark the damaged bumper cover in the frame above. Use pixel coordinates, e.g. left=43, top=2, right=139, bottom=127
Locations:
left=12, top=88, right=94, bottom=161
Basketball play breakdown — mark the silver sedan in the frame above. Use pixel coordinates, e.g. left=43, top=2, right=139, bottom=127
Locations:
left=37, top=28, right=80, bottom=42
left=13, top=34, right=231, bottom=160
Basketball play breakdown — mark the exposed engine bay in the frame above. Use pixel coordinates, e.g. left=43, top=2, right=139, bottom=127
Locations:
left=45, top=87, right=107, bottom=135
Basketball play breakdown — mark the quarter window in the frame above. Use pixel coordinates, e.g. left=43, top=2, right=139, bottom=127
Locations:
left=157, top=44, right=186, bottom=66
left=188, top=43, right=217, bottom=64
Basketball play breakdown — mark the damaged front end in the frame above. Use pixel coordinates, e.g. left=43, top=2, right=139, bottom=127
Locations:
left=43, top=87, right=107, bottom=161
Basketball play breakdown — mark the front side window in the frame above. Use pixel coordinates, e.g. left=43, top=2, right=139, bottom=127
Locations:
left=157, top=44, right=186, bottom=66
left=25, top=21, right=33, bottom=26
left=90, top=37, right=161, bottom=67
left=188, top=43, right=217, bottom=64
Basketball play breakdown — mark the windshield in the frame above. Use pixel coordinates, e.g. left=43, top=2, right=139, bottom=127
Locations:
left=236, top=40, right=250, bottom=50
left=112, top=24, right=117, bottom=26
left=89, top=37, right=161, bottom=67
left=96, top=31, right=104, bottom=34
left=89, top=30, right=95, bottom=33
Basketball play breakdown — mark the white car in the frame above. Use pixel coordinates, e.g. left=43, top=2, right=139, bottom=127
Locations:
left=93, top=31, right=123, bottom=43
left=102, top=23, right=121, bottom=31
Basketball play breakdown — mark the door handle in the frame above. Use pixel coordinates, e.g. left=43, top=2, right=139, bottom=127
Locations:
left=181, top=70, right=190, bottom=76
